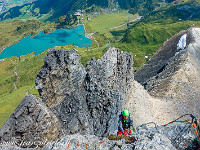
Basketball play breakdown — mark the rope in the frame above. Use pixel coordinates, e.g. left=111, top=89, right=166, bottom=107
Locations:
left=164, top=120, right=191, bottom=126
left=136, top=122, right=158, bottom=131
left=172, top=119, right=193, bottom=145
left=164, top=114, right=200, bottom=148
left=193, top=121, right=200, bottom=142
left=164, top=114, right=195, bottom=126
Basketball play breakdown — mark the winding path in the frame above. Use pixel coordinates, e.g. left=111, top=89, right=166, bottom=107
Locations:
left=83, top=16, right=142, bottom=53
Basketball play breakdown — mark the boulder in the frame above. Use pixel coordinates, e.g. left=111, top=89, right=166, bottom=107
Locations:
left=0, top=95, right=61, bottom=148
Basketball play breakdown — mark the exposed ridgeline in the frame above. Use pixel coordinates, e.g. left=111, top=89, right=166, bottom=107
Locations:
left=35, top=47, right=133, bottom=136
left=135, top=27, right=200, bottom=119
left=0, top=96, right=61, bottom=148
left=0, top=28, right=200, bottom=149
left=0, top=47, right=134, bottom=148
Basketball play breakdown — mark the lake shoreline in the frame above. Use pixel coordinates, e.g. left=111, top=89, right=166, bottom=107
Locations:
left=0, top=23, right=86, bottom=58
left=0, top=25, right=92, bottom=59
left=0, top=28, right=43, bottom=57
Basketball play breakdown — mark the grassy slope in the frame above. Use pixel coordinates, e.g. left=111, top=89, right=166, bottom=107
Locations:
left=0, top=52, right=46, bottom=128
left=115, top=20, right=200, bottom=68
left=3, top=0, right=35, bottom=13
left=0, top=57, right=18, bottom=95
left=0, top=86, right=39, bottom=128
left=82, top=11, right=135, bottom=32
left=0, top=52, right=47, bottom=97
left=0, top=0, right=79, bottom=22
left=1, top=1, right=200, bottom=128
left=0, top=20, right=56, bottom=54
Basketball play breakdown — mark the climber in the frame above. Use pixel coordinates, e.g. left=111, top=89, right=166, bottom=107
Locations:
left=117, top=109, right=135, bottom=136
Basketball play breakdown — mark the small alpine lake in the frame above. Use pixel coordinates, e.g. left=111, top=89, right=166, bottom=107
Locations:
left=0, top=25, right=92, bottom=59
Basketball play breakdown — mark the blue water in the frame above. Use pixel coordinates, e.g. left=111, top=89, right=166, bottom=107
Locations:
left=0, top=25, right=92, bottom=59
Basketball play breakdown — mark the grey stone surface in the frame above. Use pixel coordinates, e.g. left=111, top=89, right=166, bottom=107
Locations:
left=0, top=95, right=61, bottom=149
left=134, top=122, right=198, bottom=150
left=134, top=27, right=200, bottom=119
left=1, top=121, right=199, bottom=150
left=35, top=49, right=86, bottom=108
left=1, top=38, right=200, bottom=150
left=42, top=134, right=135, bottom=150
left=41, top=122, right=199, bottom=150
left=35, top=47, right=134, bottom=137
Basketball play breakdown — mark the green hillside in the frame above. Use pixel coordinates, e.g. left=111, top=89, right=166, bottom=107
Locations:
left=0, top=0, right=36, bottom=14
left=0, top=0, right=80, bottom=22
left=1, top=0, right=200, bottom=128
left=0, top=53, right=44, bottom=128
left=0, top=0, right=165, bottom=22
left=114, top=0, right=200, bottom=68
left=115, top=20, right=200, bottom=68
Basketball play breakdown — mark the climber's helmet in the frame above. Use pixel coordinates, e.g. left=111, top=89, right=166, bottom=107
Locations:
left=122, top=110, right=129, bottom=120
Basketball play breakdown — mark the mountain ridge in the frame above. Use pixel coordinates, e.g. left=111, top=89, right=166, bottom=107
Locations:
left=0, top=27, right=200, bottom=149
left=134, top=27, right=200, bottom=120
left=0, top=0, right=168, bottom=22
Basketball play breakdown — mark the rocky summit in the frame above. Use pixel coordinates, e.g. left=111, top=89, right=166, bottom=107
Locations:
left=35, top=47, right=134, bottom=137
left=0, top=47, right=135, bottom=149
left=0, top=95, right=61, bottom=148
left=134, top=27, right=200, bottom=119
left=0, top=28, right=200, bottom=149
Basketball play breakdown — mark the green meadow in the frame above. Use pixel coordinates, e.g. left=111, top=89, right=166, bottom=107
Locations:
left=0, top=52, right=47, bottom=128
left=1, top=2, right=200, bottom=128
left=0, top=86, right=39, bottom=128
left=115, top=20, right=200, bottom=69
left=81, top=11, right=136, bottom=33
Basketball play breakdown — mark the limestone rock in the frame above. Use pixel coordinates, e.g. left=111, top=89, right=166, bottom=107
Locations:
left=35, top=49, right=86, bottom=108
left=0, top=95, right=61, bottom=149
left=42, top=134, right=135, bottom=150
left=42, top=122, right=198, bottom=150
left=35, top=47, right=134, bottom=136
left=134, top=122, right=198, bottom=150
left=134, top=27, right=200, bottom=119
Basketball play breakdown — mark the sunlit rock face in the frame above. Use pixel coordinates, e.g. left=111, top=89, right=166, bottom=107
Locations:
left=134, top=27, right=200, bottom=119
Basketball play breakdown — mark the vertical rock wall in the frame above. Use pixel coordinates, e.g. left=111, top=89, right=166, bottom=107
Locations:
left=0, top=95, right=61, bottom=148
left=35, top=47, right=134, bottom=136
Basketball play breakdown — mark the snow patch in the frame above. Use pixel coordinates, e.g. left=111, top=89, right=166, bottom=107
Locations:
left=177, top=34, right=187, bottom=50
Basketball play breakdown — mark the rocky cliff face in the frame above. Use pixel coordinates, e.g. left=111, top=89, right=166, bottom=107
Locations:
left=134, top=27, right=200, bottom=119
left=0, top=95, right=61, bottom=148
left=0, top=28, right=200, bottom=149
left=0, top=47, right=134, bottom=148
left=35, top=47, right=134, bottom=136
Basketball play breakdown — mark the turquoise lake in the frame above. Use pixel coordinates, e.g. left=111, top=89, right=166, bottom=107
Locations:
left=0, top=25, right=92, bottom=59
